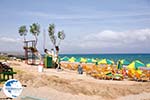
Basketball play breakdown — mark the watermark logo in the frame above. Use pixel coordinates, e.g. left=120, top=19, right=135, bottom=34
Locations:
left=3, top=79, right=23, bottom=99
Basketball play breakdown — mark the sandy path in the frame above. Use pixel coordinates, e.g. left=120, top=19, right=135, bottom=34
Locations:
left=0, top=61, right=150, bottom=100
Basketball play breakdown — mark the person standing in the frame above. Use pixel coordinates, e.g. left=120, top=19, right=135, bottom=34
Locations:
left=78, top=62, right=83, bottom=74
left=44, top=49, right=52, bottom=56
left=117, top=60, right=122, bottom=69
left=44, top=48, right=55, bottom=61
left=51, top=49, right=55, bottom=62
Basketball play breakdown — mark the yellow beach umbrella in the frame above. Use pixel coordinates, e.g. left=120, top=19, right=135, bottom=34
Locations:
left=136, top=70, right=142, bottom=75
left=131, top=69, right=136, bottom=74
left=75, top=57, right=87, bottom=63
left=146, top=63, right=150, bottom=67
left=69, top=57, right=76, bottom=62
left=127, top=60, right=145, bottom=70
left=80, top=58, right=87, bottom=63
left=98, top=59, right=114, bottom=65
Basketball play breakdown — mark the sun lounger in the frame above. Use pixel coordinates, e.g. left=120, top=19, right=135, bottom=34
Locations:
left=140, top=73, right=149, bottom=82
left=104, top=72, right=113, bottom=80
left=113, top=74, right=123, bottom=80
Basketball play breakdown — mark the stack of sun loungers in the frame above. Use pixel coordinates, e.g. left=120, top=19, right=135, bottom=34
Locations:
left=60, top=62, right=150, bottom=82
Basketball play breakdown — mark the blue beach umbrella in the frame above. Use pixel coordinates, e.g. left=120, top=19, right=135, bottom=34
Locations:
left=61, top=56, right=69, bottom=61
left=75, top=57, right=81, bottom=62
left=86, top=58, right=93, bottom=63
left=75, top=57, right=87, bottom=63
left=120, top=59, right=130, bottom=65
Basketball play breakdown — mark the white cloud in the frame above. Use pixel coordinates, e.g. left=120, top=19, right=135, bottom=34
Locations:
left=83, top=29, right=150, bottom=47
left=0, top=37, right=21, bottom=43
left=61, top=29, right=150, bottom=53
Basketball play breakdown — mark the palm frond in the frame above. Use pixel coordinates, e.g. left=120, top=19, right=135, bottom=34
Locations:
left=48, top=24, right=55, bottom=36
left=30, top=23, right=40, bottom=36
left=58, top=30, right=65, bottom=40
left=18, top=25, right=27, bottom=36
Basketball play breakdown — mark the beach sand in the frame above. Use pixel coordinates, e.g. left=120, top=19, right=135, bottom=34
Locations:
left=0, top=61, right=150, bottom=100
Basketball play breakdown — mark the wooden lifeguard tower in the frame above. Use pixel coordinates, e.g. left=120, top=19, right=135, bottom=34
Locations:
left=24, top=40, right=36, bottom=64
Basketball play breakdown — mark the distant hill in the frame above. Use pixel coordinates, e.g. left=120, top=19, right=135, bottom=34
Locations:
left=0, top=51, right=24, bottom=56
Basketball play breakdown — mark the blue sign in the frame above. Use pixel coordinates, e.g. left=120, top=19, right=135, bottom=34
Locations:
left=3, top=79, right=23, bottom=98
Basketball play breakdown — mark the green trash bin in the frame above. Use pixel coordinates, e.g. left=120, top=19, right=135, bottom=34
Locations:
left=44, top=54, right=53, bottom=68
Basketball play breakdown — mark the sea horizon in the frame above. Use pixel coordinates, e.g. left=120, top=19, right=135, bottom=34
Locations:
left=1, top=51, right=150, bottom=55
left=59, top=53, right=150, bottom=64
left=1, top=51, right=150, bottom=64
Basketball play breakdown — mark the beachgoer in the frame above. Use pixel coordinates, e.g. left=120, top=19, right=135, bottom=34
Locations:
left=51, top=49, right=55, bottom=57
left=55, top=46, right=59, bottom=56
left=51, top=49, right=56, bottom=63
left=95, top=62, right=98, bottom=65
left=44, top=49, right=53, bottom=56
left=44, top=48, right=56, bottom=62
left=55, top=56, right=62, bottom=71
left=78, top=62, right=83, bottom=74
left=117, top=60, right=122, bottom=69
left=44, top=49, right=50, bottom=55
left=122, top=68, right=127, bottom=77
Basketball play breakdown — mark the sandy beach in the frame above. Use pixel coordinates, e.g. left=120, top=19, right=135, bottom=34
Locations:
left=0, top=61, right=150, bottom=100
left=1, top=0, right=150, bottom=100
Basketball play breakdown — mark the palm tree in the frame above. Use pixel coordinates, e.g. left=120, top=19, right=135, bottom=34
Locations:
left=30, top=23, right=42, bottom=62
left=30, top=23, right=40, bottom=47
left=18, top=25, right=27, bottom=41
left=48, top=24, right=56, bottom=46
left=48, top=24, right=65, bottom=55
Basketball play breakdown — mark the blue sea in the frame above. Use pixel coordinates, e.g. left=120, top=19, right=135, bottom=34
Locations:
left=59, top=54, right=150, bottom=64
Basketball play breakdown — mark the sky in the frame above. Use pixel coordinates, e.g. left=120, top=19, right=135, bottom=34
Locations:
left=0, top=0, right=150, bottom=54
